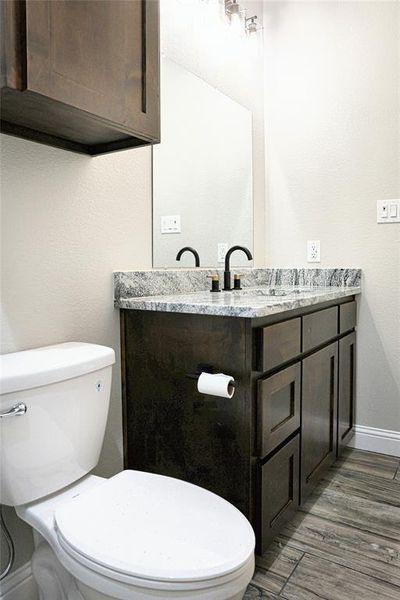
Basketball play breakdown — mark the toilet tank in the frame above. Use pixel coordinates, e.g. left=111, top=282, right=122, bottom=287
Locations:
left=0, top=342, right=115, bottom=506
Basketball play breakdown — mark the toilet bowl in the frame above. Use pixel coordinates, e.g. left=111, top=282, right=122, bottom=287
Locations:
left=1, top=343, right=255, bottom=599
left=18, top=470, right=255, bottom=600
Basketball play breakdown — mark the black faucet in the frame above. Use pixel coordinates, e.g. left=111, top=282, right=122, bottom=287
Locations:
left=223, top=245, right=253, bottom=290
left=176, top=246, right=201, bottom=267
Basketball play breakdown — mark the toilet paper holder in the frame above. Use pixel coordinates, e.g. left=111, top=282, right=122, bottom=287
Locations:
left=185, top=364, right=237, bottom=388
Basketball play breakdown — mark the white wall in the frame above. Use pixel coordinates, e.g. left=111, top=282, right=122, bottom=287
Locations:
left=263, top=1, right=400, bottom=430
left=0, top=134, right=152, bottom=573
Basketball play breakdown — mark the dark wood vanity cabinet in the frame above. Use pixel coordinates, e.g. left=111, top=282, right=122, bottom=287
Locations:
left=1, top=0, right=160, bottom=155
left=120, top=296, right=357, bottom=556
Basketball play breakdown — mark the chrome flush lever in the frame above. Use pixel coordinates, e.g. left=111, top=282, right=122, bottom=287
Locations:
left=0, top=403, right=27, bottom=418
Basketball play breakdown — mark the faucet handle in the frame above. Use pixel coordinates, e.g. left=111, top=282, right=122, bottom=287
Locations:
left=233, top=274, right=244, bottom=290
left=207, top=275, right=221, bottom=293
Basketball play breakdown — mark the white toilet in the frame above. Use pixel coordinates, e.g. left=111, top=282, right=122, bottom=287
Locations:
left=0, top=342, right=255, bottom=600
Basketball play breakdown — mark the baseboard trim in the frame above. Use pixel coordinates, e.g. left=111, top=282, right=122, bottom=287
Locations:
left=0, top=562, right=38, bottom=600
left=348, top=425, right=400, bottom=457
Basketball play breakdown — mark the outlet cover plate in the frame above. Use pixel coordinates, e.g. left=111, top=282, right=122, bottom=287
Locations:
left=377, top=200, right=400, bottom=223
left=307, top=240, right=321, bottom=263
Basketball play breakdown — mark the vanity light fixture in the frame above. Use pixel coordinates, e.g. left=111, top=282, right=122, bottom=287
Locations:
left=225, top=0, right=243, bottom=31
left=224, top=1, right=261, bottom=36
left=245, top=15, right=262, bottom=35
left=225, top=0, right=240, bottom=18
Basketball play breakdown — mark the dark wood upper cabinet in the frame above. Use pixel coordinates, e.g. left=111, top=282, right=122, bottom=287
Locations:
left=0, top=0, right=160, bottom=155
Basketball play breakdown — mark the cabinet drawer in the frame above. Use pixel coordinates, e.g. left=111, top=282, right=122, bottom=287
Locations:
left=257, top=318, right=301, bottom=372
left=259, top=434, right=300, bottom=554
left=258, top=364, right=301, bottom=457
left=303, top=306, right=338, bottom=352
left=340, top=301, right=357, bottom=334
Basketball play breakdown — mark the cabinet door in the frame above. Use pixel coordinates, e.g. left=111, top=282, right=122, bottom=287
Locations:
left=338, top=332, right=356, bottom=454
left=259, top=435, right=299, bottom=554
left=301, top=342, right=338, bottom=502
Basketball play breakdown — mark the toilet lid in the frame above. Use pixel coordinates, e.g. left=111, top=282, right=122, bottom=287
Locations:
left=54, top=470, right=255, bottom=583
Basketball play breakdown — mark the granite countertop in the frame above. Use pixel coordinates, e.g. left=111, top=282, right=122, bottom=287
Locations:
left=117, top=285, right=361, bottom=318
left=114, top=268, right=361, bottom=318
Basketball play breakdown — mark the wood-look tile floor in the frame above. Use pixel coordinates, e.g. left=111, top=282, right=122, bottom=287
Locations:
left=245, top=448, right=400, bottom=600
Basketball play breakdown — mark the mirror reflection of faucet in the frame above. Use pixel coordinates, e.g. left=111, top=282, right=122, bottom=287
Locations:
left=176, top=246, right=200, bottom=267
left=223, top=246, right=253, bottom=291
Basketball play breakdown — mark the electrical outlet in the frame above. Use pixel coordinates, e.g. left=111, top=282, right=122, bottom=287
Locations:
left=307, top=240, right=321, bottom=263
left=218, top=243, right=229, bottom=263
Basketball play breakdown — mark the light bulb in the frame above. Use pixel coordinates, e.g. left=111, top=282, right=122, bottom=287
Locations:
left=230, top=10, right=242, bottom=35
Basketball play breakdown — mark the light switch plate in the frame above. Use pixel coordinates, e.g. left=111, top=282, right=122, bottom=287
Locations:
left=161, top=215, right=181, bottom=234
left=377, top=200, right=400, bottom=223
left=307, top=240, right=321, bottom=263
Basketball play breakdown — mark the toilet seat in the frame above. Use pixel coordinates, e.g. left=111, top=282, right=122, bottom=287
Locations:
left=54, top=470, right=255, bottom=586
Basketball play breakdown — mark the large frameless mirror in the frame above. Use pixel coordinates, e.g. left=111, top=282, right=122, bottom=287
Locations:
left=152, top=56, right=253, bottom=268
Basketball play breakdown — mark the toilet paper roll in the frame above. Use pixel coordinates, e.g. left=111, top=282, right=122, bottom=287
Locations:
left=197, top=372, right=235, bottom=399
